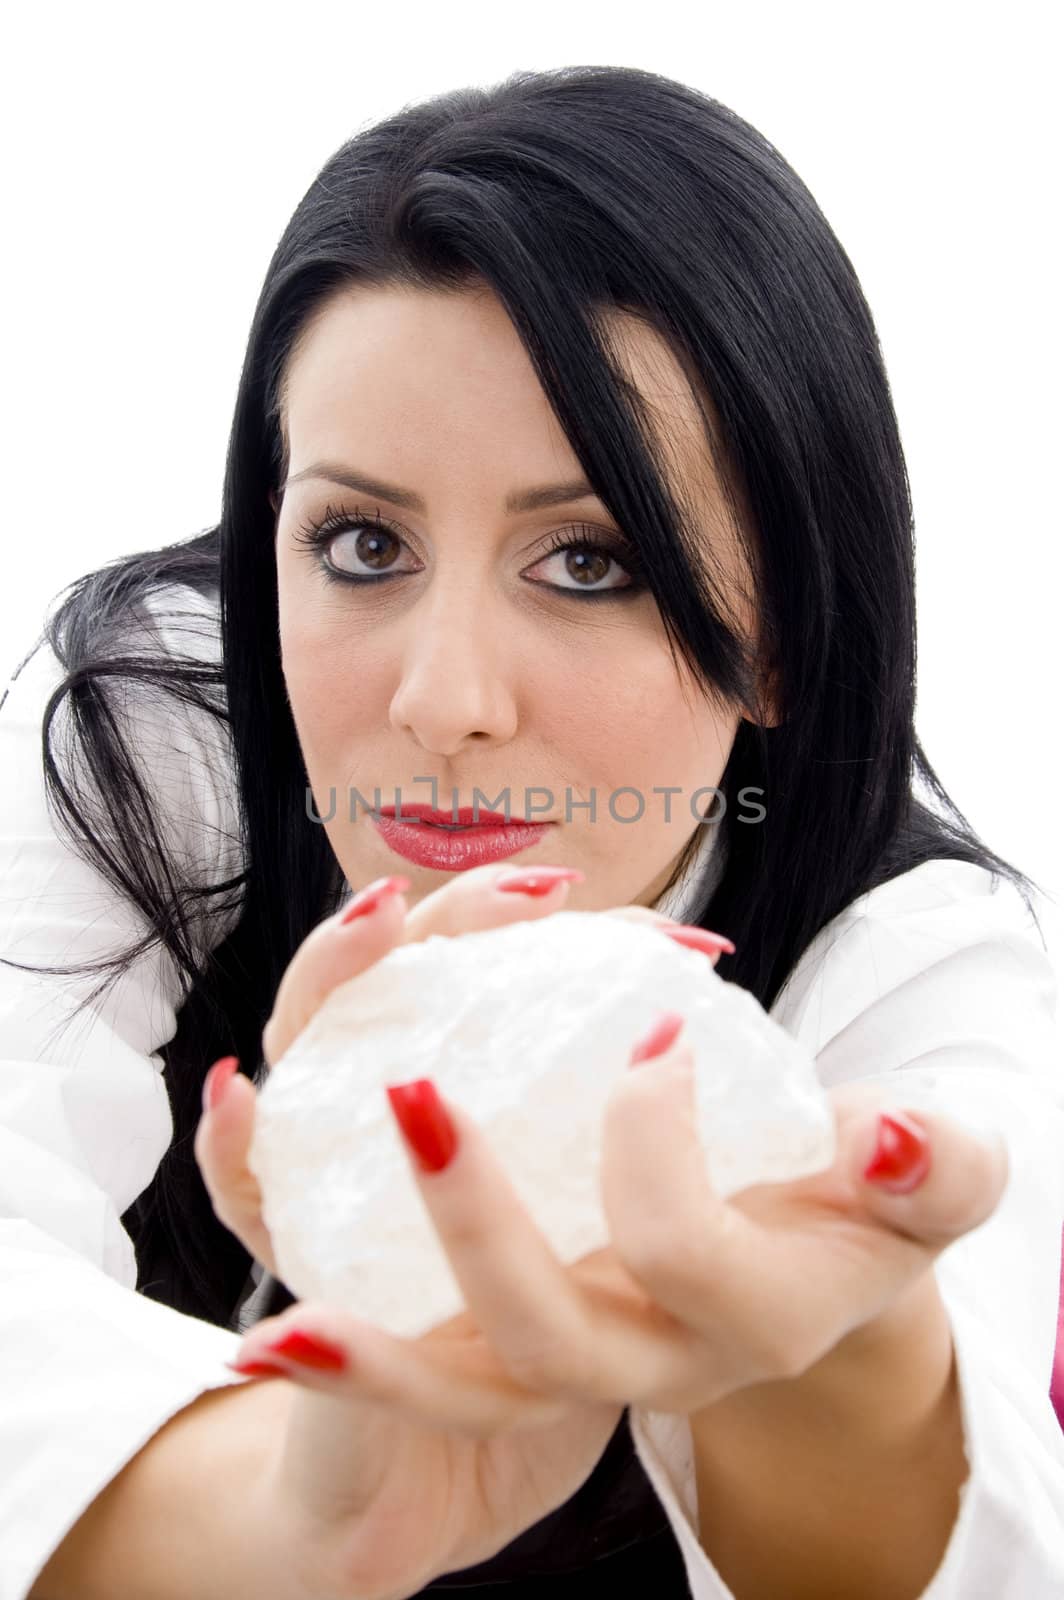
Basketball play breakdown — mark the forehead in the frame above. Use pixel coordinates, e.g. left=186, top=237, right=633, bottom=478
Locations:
left=283, top=283, right=704, bottom=440
left=281, top=283, right=755, bottom=626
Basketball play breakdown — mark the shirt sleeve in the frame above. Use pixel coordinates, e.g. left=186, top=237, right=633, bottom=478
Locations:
left=628, top=859, right=1064, bottom=1598
left=0, top=589, right=258, bottom=1600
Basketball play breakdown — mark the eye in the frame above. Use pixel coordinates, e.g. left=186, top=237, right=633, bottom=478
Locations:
left=290, top=505, right=420, bottom=580
left=326, top=523, right=410, bottom=577
left=524, top=529, right=639, bottom=596
left=289, top=505, right=647, bottom=602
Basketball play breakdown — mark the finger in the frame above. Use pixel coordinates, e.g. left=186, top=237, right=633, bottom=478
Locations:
left=230, top=1303, right=572, bottom=1437
left=384, top=1083, right=697, bottom=1406
left=604, top=907, right=733, bottom=969
left=265, top=862, right=585, bottom=1067
left=849, top=1100, right=1009, bottom=1248
left=602, top=905, right=676, bottom=928
left=600, top=1024, right=796, bottom=1385
left=603, top=1047, right=1010, bottom=1394
left=264, top=876, right=411, bottom=1065
left=600, top=1031, right=964, bottom=1389
left=194, top=1062, right=279, bottom=1275
left=400, top=861, right=584, bottom=943
left=400, top=873, right=728, bottom=972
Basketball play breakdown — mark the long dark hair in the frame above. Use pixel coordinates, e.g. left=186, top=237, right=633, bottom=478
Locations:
left=2, top=63, right=1041, bottom=1333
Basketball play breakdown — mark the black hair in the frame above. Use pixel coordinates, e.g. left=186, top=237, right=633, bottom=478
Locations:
left=2, top=63, right=1041, bottom=1337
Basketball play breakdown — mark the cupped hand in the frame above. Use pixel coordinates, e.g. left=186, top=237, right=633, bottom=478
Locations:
left=193, top=862, right=705, bottom=1599
left=230, top=1007, right=1007, bottom=1455
left=193, top=861, right=677, bottom=1280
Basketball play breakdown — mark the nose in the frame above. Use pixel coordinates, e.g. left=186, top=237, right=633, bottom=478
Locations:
left=388, top=580, right=519, bottom=756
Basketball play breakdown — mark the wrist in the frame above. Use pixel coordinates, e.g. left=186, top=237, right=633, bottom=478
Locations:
left=796, top=1270, right=958, bottom=1444
left=686, top=1272, right=968, bottom=1599
left=693, top=1270, right=958, bottom=1453
left=256, top=1385, right=447, bottom=1600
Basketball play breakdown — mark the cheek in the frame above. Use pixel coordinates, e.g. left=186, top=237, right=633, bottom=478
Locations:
left=285, top=646, right=394, bottom=771
left=537, top=643, right=723, bottom=790
left=277, top=584, right=389, bottom=771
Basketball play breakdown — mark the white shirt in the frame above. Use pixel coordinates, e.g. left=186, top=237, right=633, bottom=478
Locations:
left=1, top=582, right=1063, bottom=1598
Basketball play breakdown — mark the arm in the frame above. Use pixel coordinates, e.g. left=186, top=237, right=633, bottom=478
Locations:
left=687, top=1272, right=967, bottom=1599
left=630, top=861, right=1064, bottom=1597
left=0, top=597, right=259, bottom=1600
left=9, top=630, right=549, bottom=1600
left=28, top=1378, right=298, bottom=1600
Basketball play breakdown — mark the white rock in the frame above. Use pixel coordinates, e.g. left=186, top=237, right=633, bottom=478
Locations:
left=248, top=910, right=835, bottom=1338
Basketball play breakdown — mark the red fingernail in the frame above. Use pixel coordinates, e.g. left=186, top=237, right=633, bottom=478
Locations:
left=225, top=1356, right=288, bottom=1378
left=340, top=875, right=411, bottom=923
left=494, top=866, right=585, bottom=897
left=203, top=1055, right=239, bottom=1114
left=630, top=1011, right=686, bottom=1065
left=862, top=1111, right=932, bottom=1193
left=662, top=926, right=736, bottom=958
left=386, top=1078, right=459, bottom=1173
left=261, top=1329, right=349, bottom=1372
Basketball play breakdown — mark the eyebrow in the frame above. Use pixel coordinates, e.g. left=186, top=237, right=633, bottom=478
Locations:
left=283, top=462, right=602, bottom=515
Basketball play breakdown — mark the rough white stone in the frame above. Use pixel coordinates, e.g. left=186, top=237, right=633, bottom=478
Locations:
left=248, top=911, right=835, bottom=1338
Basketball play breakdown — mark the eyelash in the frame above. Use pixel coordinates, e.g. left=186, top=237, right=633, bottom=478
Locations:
left=288, top=503, right=647, bottom=602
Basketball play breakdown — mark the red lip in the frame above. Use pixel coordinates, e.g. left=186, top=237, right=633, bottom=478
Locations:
left=378, top=802, right=548, bottom=827
left=372, top=806, right=554, bottom=871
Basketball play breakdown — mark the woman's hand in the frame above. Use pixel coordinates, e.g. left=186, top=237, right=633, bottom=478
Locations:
left=226, top=1010, right=1007, bottom=1595
left=197, top=865, right=1005, bottom=1595
left=229, top=1008, right=1007, bottom=1420
left=192, top=862, right=697, bottom=1598
left=194, top=862, right=676, bottom=1279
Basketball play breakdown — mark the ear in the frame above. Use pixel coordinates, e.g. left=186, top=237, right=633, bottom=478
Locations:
left=743, top=662, right=783, bottom=729
left=268, top=488, right=281, bottom=516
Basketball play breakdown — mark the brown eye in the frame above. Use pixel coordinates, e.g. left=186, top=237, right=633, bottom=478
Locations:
left=293, top=505, right=645, bottom=602
left=564, top=548, right=611, bottom=586
left=342, top=526, right=400, bottom=571
left=290, top=504, right=421, bottom=585
left=524, top=533, right=638, bottom=596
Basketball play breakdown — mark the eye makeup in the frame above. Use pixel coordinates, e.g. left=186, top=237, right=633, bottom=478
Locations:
left=288, top=502, right=649, bottom=603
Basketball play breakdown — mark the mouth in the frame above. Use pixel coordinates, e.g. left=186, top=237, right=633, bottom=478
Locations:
left=371, top=804, right=555, bottom=872
left=377, top=804, right=547, bottom=830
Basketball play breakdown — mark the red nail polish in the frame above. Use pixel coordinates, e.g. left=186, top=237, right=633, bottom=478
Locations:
left=863, top=1111, right=932, bottom=1194
left=203, top=1056, right=239, bottom=1114
left=262, top=1329, right=348, bottom=1373
left=662, top=926, right=736, bottom=958
left=494, top=866, right=585, bottom=896
left=386, top=1078, right=459, bottom=1172
left=340, top=875, right=411, bottom=923
left=225, top=1356, right=288, bottom=1378
left=630, top=1011, right=686, bottom=1065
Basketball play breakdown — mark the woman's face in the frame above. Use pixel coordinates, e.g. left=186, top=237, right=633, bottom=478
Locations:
left=273, top=282, right=761, bottom=911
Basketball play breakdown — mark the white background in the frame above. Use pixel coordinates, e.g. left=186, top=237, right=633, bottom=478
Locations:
left=2, top=1, right=1061, bottom=984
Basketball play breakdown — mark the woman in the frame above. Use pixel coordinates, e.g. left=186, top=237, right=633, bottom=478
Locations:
left=2, top=63, right=1061, bottom=1599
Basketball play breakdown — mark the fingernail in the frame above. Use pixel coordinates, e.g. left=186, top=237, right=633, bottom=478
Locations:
left=630, top=1011, right=686, bottom=1066
left=662, top=926, right=736, bottom=959
left=494, top=866, right=585, bottom=897
left=863, top=1111, right=932, bottom=1194
left=225, top=1355, right=289, bottom=1378
left=340, top=875, right=411, bottom=923
left=386, top=1078, right=459, bottom=1173
left=261, top=1329, right=349, bottom=1373
left=203, top=1055, right=239, bottom=1115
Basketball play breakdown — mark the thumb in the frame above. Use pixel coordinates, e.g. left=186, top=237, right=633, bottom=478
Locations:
left=194, top=1058, right=279, bottom=1276
left=263, top=875, right=411, bottom=1067
left=852, top=1102, right=1009, bottom=1249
